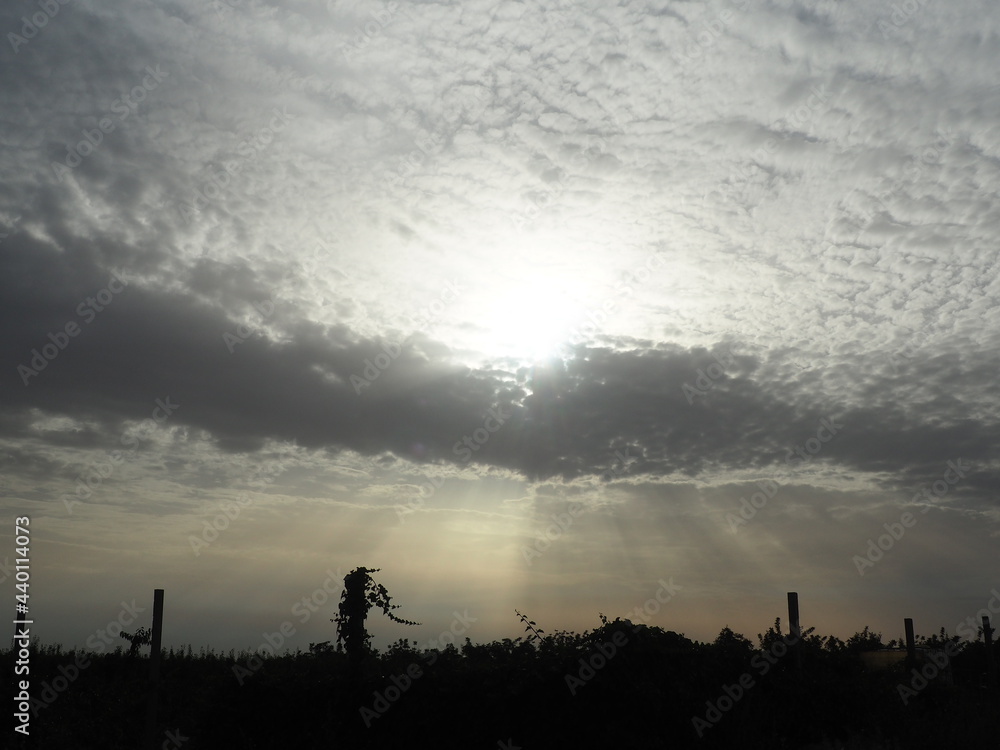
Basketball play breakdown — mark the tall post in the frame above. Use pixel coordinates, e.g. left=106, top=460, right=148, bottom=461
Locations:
left=904, top=618, right=916, bottom=672
left=787, top=592, right=802, bottom=671
left=340, top=569, right=368, bottom=685
left=143, top=589, right=164, bottom=750
left=983, top=615, right=997, bottom=689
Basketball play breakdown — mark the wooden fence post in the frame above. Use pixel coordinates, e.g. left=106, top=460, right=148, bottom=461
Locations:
left=983, top=615, right=997, bottom=689
left=787, top=592, right=802, bottom=670
left=143, top=589, right=164, bottom=750
left=904, top=617, right=916, bottom=672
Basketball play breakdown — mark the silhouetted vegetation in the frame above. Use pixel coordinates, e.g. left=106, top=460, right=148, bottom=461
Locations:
left=5, top=614, right=999, bottom=749
left=332, top=566, right=419, bottom=678
left=119, top=626, right=151, bottom=658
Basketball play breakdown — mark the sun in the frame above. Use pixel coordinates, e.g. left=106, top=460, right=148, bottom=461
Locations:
left=476, top=273, right=584, bottom=365
left=438, top=230, right=623, bottom=367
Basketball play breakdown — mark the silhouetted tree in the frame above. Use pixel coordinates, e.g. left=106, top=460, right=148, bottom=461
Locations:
left=119, top=626, right=151, bottom=658
left=713, top=626, right=755, bottom=660
left=845, top=625, right=884, bottom=653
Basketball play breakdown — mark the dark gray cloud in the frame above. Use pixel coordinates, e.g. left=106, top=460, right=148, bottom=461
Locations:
left=3, top=234, right=998, bottom=500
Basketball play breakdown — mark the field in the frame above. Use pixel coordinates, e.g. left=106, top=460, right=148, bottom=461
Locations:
left=5, top=616, right=999, bottom=749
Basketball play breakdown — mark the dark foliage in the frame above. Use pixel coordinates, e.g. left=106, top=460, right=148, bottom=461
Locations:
left=4, top=620, right=999, bottom=749
left=119, top=626, right=152, bottom=658
left=332, top=567, right=418, bottom=672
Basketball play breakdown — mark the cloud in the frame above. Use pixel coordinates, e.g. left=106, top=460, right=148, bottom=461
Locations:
left=3, top=229, right=998, bottom=503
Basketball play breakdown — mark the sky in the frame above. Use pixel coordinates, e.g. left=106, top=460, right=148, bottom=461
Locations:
left=1, top=0, right=999, bottom=656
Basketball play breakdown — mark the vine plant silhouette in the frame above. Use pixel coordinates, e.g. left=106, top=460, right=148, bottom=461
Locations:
left=516, top=610, right=545, bottom=644
left=332, top=567, right=419, bottom=676
left=119, top=626, right=151, bottom=658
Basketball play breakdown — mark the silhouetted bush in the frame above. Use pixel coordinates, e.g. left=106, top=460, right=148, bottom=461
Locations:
left=4, top=619, right=999, bottom=749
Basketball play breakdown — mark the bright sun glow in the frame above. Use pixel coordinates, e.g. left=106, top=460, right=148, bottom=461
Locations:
left=477, top=273, right=584, bottom=365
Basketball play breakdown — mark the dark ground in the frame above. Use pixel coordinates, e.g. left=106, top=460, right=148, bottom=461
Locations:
left=5, top=618, right=999, bottom=749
